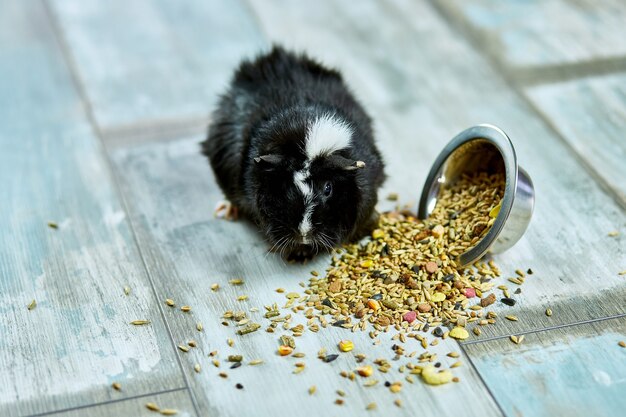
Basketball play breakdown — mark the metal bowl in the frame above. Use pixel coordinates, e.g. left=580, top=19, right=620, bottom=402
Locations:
left=418, top=124, right=535, bottom=266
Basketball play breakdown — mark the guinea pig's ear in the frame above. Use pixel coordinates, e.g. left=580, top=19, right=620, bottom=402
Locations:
left=254, top=154, right=283, bottom=166
left=326, top=154, right=366, bottom=171
left=344, top=160, right=366, bottom=171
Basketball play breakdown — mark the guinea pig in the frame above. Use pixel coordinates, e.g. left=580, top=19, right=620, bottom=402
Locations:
left=201, top=45, right=385, bottom=261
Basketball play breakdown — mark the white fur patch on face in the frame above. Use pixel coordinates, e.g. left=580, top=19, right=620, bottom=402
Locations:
left=293, top=170, right=312, bottom=202
left=294, top=168, right=314, bottom=242
left=298, top=204, right=315, bottom=242
left=305, top=114, right=353, bottom=160
left=292, top=114, right=352, bottom=243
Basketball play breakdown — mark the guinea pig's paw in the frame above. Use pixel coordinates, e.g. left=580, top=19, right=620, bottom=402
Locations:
left=214, top=200, right=239, bottom=221
left=286, top=245, right=316, bottom=263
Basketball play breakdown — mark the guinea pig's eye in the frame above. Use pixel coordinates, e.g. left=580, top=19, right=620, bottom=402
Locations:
left=323, top=181, right=333, bottom=197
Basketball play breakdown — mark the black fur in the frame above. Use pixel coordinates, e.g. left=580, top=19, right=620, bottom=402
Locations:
left=202, top=46, right=385, bottom=260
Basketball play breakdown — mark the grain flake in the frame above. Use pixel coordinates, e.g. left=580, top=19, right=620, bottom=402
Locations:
left=145, top=402, right=159, bottom=412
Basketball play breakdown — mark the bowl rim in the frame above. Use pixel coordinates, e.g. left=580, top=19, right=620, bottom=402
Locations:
left=417, top=124, right=518, bottom=266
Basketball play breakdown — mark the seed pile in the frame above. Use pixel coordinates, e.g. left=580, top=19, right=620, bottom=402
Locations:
left=118, top=170, right=530, bottom=412
left=300, top=172, right=506, bottom=333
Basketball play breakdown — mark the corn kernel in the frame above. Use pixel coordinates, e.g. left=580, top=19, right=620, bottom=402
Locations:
left=360, top=260, right=373, bottom=268
left=372, top=229, right=384, bottom=239
left=356, top=365, right=373, bottom=377
left=367, top=299, right=380, bottom=311
left=431, top=292, right=446, bottom=302
left=489, top=202, right=501, bottom=218
left=278, top=345, right=293, bottom=356
left=449, top=326, right=469, bottom=340
left=338, top=340, right=354, bottom=352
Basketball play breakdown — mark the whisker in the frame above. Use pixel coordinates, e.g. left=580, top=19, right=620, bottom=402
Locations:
left=317, top=232, right=337, bottom=253
left=265, top=236, right=287, bottom=260
left=279, top=237, right=292, bottom=260
left=312, top=239, right=320, bottom=255
left=266, top=236, right=282, bottom=253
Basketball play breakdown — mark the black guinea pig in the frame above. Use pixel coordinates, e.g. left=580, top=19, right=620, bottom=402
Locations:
left=201, top=45, right=385, bottom=261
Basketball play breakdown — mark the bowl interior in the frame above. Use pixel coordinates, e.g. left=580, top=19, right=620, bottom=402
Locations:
left=418, top=125, right=518, bottom=266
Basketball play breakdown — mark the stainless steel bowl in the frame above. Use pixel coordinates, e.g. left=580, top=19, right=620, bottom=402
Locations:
left=418, top=124, right=535, bottom=266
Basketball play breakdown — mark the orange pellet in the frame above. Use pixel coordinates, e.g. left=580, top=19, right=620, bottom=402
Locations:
left=367, top=299, right=380, bottom=311
left=356, top=365, right=373, bottom=377
left=278, top=345, right=293, bottom=356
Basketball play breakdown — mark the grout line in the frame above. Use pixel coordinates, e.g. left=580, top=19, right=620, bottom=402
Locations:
left=458, top=343, right=508, bottom=417
left=427, top=0, right=626, bottom=212
left=511, top=56, right=626, bottom=87
left=26, top=387, right=189, bottom=417
left=101, top=115, right=210, bottom=149
left=461, top=312, right=626, bottom=346
left=42, top=1, right=201, bottom=416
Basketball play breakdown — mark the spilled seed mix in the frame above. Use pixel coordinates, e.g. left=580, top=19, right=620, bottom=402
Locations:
left=126, top=171, right=536, bottom=413
left=301, top=172, right=506, bottom=334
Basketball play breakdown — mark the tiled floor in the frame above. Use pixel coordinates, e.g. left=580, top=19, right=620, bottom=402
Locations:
left=1, top=1, right=624, bottom=416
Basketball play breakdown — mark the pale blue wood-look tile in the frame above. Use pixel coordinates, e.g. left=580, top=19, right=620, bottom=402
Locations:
left=49, top=0, right=265, bottom=133
left=464, top=318, right=626, bottom=417
left=525, top=73, right=626, bottom=205
left=0, top=2, right=185, bottom=416
left=438, top=0, right=626, bottom=69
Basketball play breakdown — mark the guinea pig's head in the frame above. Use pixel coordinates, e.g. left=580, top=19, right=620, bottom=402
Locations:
left=251, top=111, right=378, bottom=258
